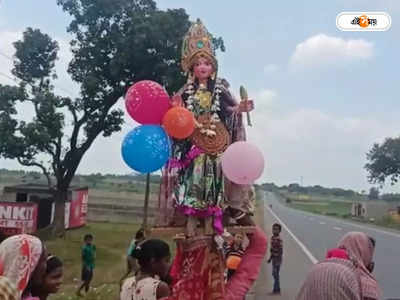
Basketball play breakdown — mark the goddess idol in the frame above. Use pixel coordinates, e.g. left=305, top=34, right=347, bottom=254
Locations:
left=158, top=19, right=255, bottom=236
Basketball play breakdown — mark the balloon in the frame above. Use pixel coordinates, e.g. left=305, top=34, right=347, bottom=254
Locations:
left=121, top=125, right=171, bottom=173
left=162, top=107, right=195, bottom=139
left=221, top=141, right=265, bottom=185
left=125, top=80, right=170, bottom=124
left=226, top=255, right=242, bottom=270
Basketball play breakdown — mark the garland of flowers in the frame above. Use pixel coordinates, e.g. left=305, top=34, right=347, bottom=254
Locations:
left=184, top=77, right=224, bottom=124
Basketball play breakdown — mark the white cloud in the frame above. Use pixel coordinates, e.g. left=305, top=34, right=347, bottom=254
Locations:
left=232, top=88, right=277, bottom=110
left=263, top=64, right=279, bottom=74
left=252, top=89, right=277, bottom=114
left=247, top=105, right=399, bottom=192
left=289, top=34, right=374, bottom=69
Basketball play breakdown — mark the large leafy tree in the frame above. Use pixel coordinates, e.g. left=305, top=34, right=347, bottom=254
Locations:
left=365, top=136, right=400, bottom=186
left=0, top=0, right=224, bottom=236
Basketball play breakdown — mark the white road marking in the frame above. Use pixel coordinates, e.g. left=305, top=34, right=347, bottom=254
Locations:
left=333, top=227, right=343, bottom=231
left=320, top=222, right=326, bottom=225
left=266, top=204, right=318, bottom=264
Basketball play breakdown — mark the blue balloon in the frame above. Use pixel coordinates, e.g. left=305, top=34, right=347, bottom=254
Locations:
left=121, top=125, right=171, bottom=173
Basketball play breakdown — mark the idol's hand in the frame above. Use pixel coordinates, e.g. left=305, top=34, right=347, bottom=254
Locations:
left=237, top=99, right=254, bottom=113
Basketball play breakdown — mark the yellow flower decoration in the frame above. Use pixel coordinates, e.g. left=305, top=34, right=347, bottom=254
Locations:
left=195, top=90, right=212, bottom=109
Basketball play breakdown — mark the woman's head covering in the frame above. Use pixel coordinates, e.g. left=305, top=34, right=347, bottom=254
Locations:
left=296, top=231, right=381, bottom=300
left=0, top=276, right=18, bottom=300
left=337, top=232, right=373, bottom=270
left=338, top=232, right=381, bottom=299
left=0, top=234, right=43, bottom=297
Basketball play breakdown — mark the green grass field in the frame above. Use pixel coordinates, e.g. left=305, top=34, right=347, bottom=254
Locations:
left=289, top=200, right=352, bottom=217
left=47, top=222, right=139, bottom=299
left=365, top=216, right=400, bottom=231
left=281, top=192, right=353, bottom=217
left=282, top=192, right=400, bottom=231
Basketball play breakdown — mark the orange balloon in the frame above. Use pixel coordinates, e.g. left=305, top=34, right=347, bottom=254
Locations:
left=162, top=107, right=195, bottom=139
left=226, top=255, right=242, bottom=270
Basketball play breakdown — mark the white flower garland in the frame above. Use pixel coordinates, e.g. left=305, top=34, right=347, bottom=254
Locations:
left=185, top=78, right=223, bottom=124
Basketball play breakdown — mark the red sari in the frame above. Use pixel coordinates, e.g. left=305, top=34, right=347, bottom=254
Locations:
left=168, top=227, right=267, bottom=300
left=169, top=236, right=225, bottom=300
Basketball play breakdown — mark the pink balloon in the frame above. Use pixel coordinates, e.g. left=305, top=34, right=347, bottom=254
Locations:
left=221, top=141, right=265, bottom=185
left=125, top=80, right=170, bottom=124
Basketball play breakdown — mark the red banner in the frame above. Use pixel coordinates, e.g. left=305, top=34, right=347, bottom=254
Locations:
left=68, top=190, right=88, bottom=228
left=0, top=202, right=38, bottom=235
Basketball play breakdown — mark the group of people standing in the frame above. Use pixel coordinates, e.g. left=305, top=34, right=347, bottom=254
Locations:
left=118, top=225, right=382, bottom=300
left=0, top=220, right=382, bottom=300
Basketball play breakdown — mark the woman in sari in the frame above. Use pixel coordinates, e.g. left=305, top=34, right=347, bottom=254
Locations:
left=296, top=231, right=381, bottom=300
left=0, top=234, right=48, bottom=300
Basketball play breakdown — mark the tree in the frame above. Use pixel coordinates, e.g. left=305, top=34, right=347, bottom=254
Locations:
left=0, top=0, right=224, bottom=236
left=368, top=187, right=380, bottom=200
left=365, top=137, right=400, bottom=186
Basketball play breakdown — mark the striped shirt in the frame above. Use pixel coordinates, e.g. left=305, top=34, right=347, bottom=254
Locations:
left=226, top=245, right=245, bottom=258
left=270, top=235, right=283, bottom=262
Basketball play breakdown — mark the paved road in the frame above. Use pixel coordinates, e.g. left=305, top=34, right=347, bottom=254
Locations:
left=248, top=197, right=313, bottom=300
left=264, top=191, right=400, bottom=299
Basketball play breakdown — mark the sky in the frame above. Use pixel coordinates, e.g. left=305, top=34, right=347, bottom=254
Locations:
left=0, top=0, right=399, bottom=192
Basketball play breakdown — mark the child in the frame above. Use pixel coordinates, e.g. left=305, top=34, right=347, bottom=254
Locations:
left=77, top=234, right=96, bottom=297
left=120, top=239, right=171, bottom=300
left=267, top=223, right=283, bottom=294
left=32, top=255, right=64, bottom=300
left=222, top=230, right=234, bottom=259
left=120, top=228, right=146, bottom=287
left=128, top=228, right=146, bottom=257
left=226, top=233, right=245, bottom=280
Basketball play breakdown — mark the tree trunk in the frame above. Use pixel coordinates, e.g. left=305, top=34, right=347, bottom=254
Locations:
left=51, top=189, right=67, bottom=238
